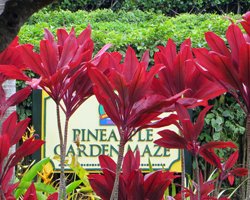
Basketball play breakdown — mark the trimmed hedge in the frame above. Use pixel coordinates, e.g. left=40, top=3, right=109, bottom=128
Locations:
left=50, top=0, right=250, bottom=15
left=19, top=9, right=238, bottom=55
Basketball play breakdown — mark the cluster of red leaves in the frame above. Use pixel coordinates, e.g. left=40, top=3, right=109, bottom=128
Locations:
left=88, top=46, right=187, bottom=143
left=18, top=25, right=111, bottom=118
left=0, top=33, right=45, bottom=199
left=194, top=13, right=250, bottom=114
left=153, top=38, right=225, bottom=108
left=89, top=150, right=176, bottom=200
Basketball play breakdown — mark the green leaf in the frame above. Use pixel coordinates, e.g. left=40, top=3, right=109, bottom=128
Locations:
left=35, top=182, right=56, bottom=194
left=213, top=132, right=221, bottom=141
left=15, top=157, right=51, bottom=198
left=69, top=156, right=90, bottom=187
left=66, top=180, right=83, bottom=194
left=148, top=158, right=153, bottom=172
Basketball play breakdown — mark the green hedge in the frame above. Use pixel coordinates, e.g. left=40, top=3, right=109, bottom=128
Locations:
left=50, top=0, right=250, bottom=15
left=19, top=9, right=238, bottom=56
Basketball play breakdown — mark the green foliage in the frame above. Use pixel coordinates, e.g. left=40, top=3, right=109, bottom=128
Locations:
left=50, top=0, right=250, bottom=14
left=198, top=94, right=245, bottom=168
left=15, top=158, right=51, bottom=198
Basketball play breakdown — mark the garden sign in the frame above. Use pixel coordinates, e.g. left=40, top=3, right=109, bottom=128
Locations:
left=33, top=90, right=181, bottom=172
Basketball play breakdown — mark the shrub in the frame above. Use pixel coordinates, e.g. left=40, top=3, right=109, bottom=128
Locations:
left=50, top=0, right=250, bottom=14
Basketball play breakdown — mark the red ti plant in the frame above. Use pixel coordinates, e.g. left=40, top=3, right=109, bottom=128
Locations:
left=0, top=112, right=44, bottom=199
left=200, top=149, right=248, bottom=196
left=18, top=26, right=111, bottom=199
left=153, top=38, right=225, bottom=107
left=155, top=103, right=237, bottom=200
left=193, top=14, right=250, bottom=198
left=89, top=150, right=176, bottom=200
left=175, top=172, right=216, bottom=200
left=153, top=39, right=226, bottom=199
left=0, top=37, right=31, bottom=121
left=88, top=46, right=186, bottom=200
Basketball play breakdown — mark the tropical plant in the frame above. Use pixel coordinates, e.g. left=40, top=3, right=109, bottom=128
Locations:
left=193, top=13, right=250, bottom=198
left=89, top=150, right=176, bottom=200
left=88, top=46, right=187, bottom=199
left=17, top=25, right=111, bottom=199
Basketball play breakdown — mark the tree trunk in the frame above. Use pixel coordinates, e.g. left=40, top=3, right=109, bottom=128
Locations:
left=0, top=0, right=55, bottom=52
left=245, top=115, right=250, bottom=199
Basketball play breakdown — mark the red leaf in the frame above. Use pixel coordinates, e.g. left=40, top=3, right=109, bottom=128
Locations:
left=205, top=32, right=231, bottom=57
left=0, top=65, right=30, bottom=81
left=201, top=141, right=237, bottom=150
left=57, top=32, right=77, bottom=68
left=40, top=40, right=58, bottom=76
left=47, top=193, right=58, bottom=200
left=99, top=155, right=116, bottom=172
left=239, top=43, right=250, bottom=92
left=8, top=137, right=44, bottom=168
left=18, top=45, right=45, bottom=76
left=23, top=183, right=37, bottom=200
left=127, top=170, right=144, bottom=200
left=155, top=130, right=187, bottom=149
left=7, top=86, right=32, bottom=107
left=199, top=148, right=221, bottom=169
left=57, top=29, right=69, bottom=46
left=0, top=134, right=10, bottom=167
left=123, top=46, right=140, bottom=82
left=230, top=168, right=248, bottom=177
left=144, top=171, right=175, bottom=200
left=2, top=112, right=30, bottom=146
left=194, top=105, right=212, bottom=139
left=228, top=175, right=235, bottom=186
left=224, top=150, right=239, bottom=170
left=122, top=150, right=140, bottom=181
left=77, top=24, right=91, bottom=45
left=226, top=24, right=245, bottom=66
left=88, top=67, right=121, bottom=127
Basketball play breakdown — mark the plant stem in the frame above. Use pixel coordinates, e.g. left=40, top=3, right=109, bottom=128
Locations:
left=195, top=155, right=200, bottom=200
left=245, top=114, right=250, bottom=199
left=0, top=186, right=6, bottom=200
left=110, top=139, right=125, bottom=200
left=56, top=104, right=66, bottom=200
left=181, top=149, right=186, bottom=200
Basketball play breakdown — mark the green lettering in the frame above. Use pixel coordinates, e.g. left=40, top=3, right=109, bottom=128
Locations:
left=66, top=145, right=75, bottom=157
left=146, top=129, right=153, bottom=141
left=164, top=148, right=170, bottom=156
left=108, top=129, right=118, bottom=141
left=110, top=145, right=119, bottom=157
left=142, top=145, right=152, bottom=157
left=72, top=129, right=80, bottom=141
left=78, top=144, right=88, bottom=157
left=153, top=145, right=163, bottom=157
left=54, top=144, right=60, bottom=155
left=90, top=144, right=101, bottom=156
left=100, top=129, right=107, bottom=141
left=87, top=129, right=98, bottom=141
left=138, top=131, right=145, bottom=141
left=101, top=144, right=109, bottom=155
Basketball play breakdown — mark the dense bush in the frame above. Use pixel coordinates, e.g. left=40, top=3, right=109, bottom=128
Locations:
left=50, top=0, right=250, bottom=14
left=20, top=9, right=237, bottom=54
